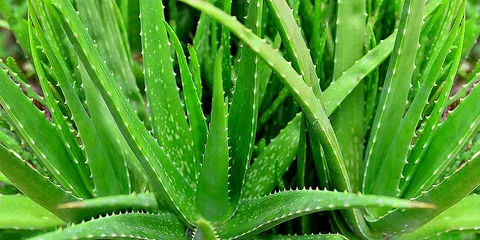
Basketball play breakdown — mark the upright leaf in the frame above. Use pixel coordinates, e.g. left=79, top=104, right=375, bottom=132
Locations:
left=196, top=51, right=230, bottom=223
left=228, top=0, right=263, bottom=212
left=139, top=0, right=196, bottom=183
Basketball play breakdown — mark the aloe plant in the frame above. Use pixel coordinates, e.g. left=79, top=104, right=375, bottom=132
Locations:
left=0, top=0, right=479, bottom=239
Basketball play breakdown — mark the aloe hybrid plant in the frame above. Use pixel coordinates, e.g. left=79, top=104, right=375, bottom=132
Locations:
left=0, top=0, right=479, bottom=239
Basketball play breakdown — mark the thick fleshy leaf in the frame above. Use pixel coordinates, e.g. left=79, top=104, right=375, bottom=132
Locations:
left=216, top=190, right=432, bottom=239
left=48, top=0, right=200, bottom=223
left=0, top=195, right=64, bottom=230
left=228, top=0, right=264, bottom=212
left=363, top=0, right=425, bottom=196
left=75, top=0, right=148, bottom=123
left=30, top=5, right=125, bottom=196
left=164, top=21, right=207, bottom=180
left=243, top=114, right=301, bottom=198
left=0, top=58, right=89, bottom=198
left=27, top=9, right=93, bottom=196
left=30, top=213, right=185, bottom=240
left=139, top=0, right=196, bottom=184
left=265, top=0, right=321, bottom=97
left=0, top=145, right=96, bottom=222
left=398, top=195, right=480, bottom=240
left=330, top=0, right=367, bottom=193
left=373, top=2, right=464, bottom=199
left=196, top=50, right=230, bottom=223
left=369, top=143, right=480, bottom=235
left=58, top=193, right=159, bottom=214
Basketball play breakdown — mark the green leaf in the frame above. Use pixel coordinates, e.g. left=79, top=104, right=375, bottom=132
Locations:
left=216, top=190, right=432, bottom=239
left=243, top=114, right=301, bottom=198
left=29, top=213, right=185, bottom=240
left=139, top=0, right=196, bottom=183
left=227, top=0, right=264, bottom=212
left=369, top=141, right=480, bottom=235
left=49, top=0, right=200, bottom=223
left=196, top=49, right=230, bottom=223
left=27, top=8, right=93, bottom=197
left=363, top=0, right=425, bottom=195
left=330, top=0, right=367, bottom=193
left=187, top=45, right=203, bottom=101
left=29, top=5, right=125, bottom=196
left=0, top=195, right=64, bottom=230
left=398, top=195, right=480, bottom=240
left=265, top=0, right=321, bottom=97
left=164, top=21, right=207, bottom=181
left=372, top=2, right=464, bottom=199
left=58, top=193, right=159, bottom=213
left=0, top=57, right=89, bottom=198
left=0, top=145, right=96, bottom=223
left=180, top=0, right=351, bottom=197
left=75, top=0, right=148, bottom=124
left=402, top=15, right=472, bottom=198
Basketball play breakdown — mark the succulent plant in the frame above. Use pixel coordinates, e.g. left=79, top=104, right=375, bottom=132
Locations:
left=0, top=0, right=479, bottom=239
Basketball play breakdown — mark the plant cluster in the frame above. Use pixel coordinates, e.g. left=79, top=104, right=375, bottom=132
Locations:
left=0, top=0, right=479, bottom=239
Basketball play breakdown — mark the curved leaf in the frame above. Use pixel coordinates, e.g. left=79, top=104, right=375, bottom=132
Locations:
left=58, top=193, right=159, bottom=213
left=0, top=195, right=64, bottom=230
left=30, top=213, right=185, bottom=240
left=398, top=195, right=480, bottom=240
left=216, top=190, right=432, bottom=239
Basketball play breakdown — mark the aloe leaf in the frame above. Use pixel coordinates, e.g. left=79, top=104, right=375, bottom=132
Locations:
left=75, top=0, right=148, bottom=124
left=398, top=195, right=480, bottom=240
left=58, top=193, right=159, bottom=213
left=0, top=145, right=97, bottom=222
left=258, top=87, right=291, bottom=129
left=402, top=33, right=469, bottom=193
left=216, top=190, right=432, bottom=239
left=243, top=114, right=301, bottom=198
left=164, top=22, right=207, bottom=180
left=180, top=0, right=351, bottom=196
left=321, top=0, right=442, bottom=116
left=265, top=0, right=321, bottom=97
left=30, top=213, right=185, bottom=240
left=321, top=33, right=394, bottom=115
left=363, top=0, right=425, bottom=195
left=228, top=0, right=263, bottom=212
left=139, top=0, right=196, bottom=184
left=369, top=145, right=480, bottom=235
left=0, top=195, right=64, bottom=230
left=0, top=58, right=89, bottom=198
left=48, top=0, right=200, bottom=223
left=330, top=0, right=367, bottom=193
left=253, top=234, right=347, bottom=240
left=402, top=51, right=478, bottom=200
left=296, top=115, right=307, bottom=189
left=448, top=58, right=480, bottom=106
left=196, top=50, right=230, bottom=223
left=187, top=45, right=203, bottom=100
left=27, top=12, right=93, bottom=196
left=30, top=7, right=125, bottom=197
left=372, top=2, right=464, bottom=200
left=220, top=0, right=233, bottom=95
left=0, top=60, right=45, bottom=106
